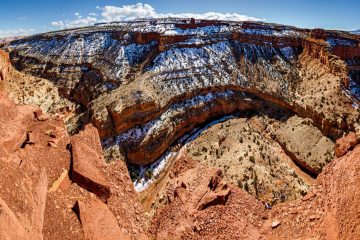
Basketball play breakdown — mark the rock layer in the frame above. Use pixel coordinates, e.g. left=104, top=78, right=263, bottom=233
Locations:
left=148, top=144, right=360, bottom=239
left=71, top=124, right=111, bottom=202
left=1, top=43, right=360, bottom=238
left=6, top=19, right=360, bottom=166
left=335, top=132, right=359, bottom=157
left=0, top=50, right=10, bottom=81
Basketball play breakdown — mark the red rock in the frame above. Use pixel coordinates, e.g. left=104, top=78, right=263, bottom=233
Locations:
left=75, top=197, right=131, bottom=240
left=335, top=132, right=359, bottom=157
left=196, top=169, right=232, bottom=211
left=0, top=50, right=10, bottom=81
left=71, top=124, right=110, bottom=202
left=104, top=160, right=148, bottom=240
left=0, top=197, right=27, bottom=239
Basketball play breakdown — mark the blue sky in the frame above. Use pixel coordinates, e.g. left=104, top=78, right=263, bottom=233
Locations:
left=1, top=0, right=359, bottom=37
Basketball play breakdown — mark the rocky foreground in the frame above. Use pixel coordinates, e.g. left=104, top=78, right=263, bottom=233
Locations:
left=0, top=18, right=360, bottom=239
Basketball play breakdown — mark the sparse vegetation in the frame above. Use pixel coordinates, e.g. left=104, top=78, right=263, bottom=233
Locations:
left=145, top=169, right=154, bottom=180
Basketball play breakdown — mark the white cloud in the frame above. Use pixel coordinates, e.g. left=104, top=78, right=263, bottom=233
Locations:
left=100, top=3, right=261, bottom=22
left=66, top=17, right=98, bottom=28
left=75, top=12, right=83, bottom=19
left=18, top=16, right=28, bottom=21
left=157, top=12, right=261, bottom=22
left=51, top=17, right=97, bottom=29
left=51, top=20, right=65, bottom=28
left=0, top=28, right=35, bottom=38
left=49, top=3, right=261, bottom=30
left=101, top=3, right=156, bottom=21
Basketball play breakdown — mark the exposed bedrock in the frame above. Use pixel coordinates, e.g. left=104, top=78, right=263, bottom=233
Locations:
left=0, top=51, right=10, bottom=81
left=5, top=19, right=360, bottom=166
left=104, top=91, right=258, bottom=165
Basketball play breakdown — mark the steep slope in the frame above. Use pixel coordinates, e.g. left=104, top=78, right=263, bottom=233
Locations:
left=1, top=37, right=360, bottom=238
left=0, top=94, right=147, bottom=239
left=148, top=144, right=360, bottom=240
left=6, top=19, right=360, bottom=168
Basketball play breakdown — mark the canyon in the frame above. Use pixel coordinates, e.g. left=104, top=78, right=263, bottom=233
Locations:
left=0, top=18, right=360, bottom=239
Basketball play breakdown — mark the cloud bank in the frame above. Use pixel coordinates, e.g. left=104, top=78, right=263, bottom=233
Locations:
left=50, top=3, right=261, bottom=30
left=0, top=28, right=35, bottom=39
left=0, top=2, right=262, bottom=36
left=100, top=3, right=260, bottom=22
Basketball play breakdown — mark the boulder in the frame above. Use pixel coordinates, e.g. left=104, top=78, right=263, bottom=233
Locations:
left=335, top=132, right=359, bottom=157
left=0, top=197, right=27, bottom=240
left=0, top=50, right=10, bottom=81
left=71, top=124, right=110, bottom=202
left=75, top=197, right=130, bottom=240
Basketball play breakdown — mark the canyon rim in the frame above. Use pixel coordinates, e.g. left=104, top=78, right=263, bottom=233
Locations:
left=0, top=2, right=360, bottom=240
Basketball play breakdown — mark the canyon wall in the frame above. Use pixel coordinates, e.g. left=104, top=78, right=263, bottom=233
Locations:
left=0, top=51, right=10, bottom=81
left=5, top=19, right=360, bottom=166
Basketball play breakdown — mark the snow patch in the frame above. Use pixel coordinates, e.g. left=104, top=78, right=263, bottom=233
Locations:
left=132, top=113, right=238, bottom=192
left=241, top=28, right=303, bottom=37
left=280, top=46, right=295, bottom=60
left=327, top=38, right=357, bottom=47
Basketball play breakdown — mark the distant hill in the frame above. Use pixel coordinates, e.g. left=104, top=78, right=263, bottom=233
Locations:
left=352, top=29, right=360, bottom=35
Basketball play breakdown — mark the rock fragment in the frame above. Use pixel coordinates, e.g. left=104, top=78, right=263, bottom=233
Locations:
left=71, top=124, right=110, bottom=202
left=335, top=132, right=359, bottom=157
left=75, top=197, right=131, bottom=240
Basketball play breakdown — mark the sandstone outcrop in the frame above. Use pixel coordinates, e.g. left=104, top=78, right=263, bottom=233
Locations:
left=148, top=157, right=266, bottom=239
left=0, top=88, right=73, bottom=239
left=1, top=18, right=360, bottom=239
left=335, top=132, right=359, bottom=157
left=71, top=124, right=111, bottom=202
left=0, top=50, right=10, bottom=81
left=148, top=144, right=360, bottom=239
left=185, top=116, right=312, bottom=203
left=75, top=197, right=130, bottom=240
left=273, top=115, right=334, bottom=175
left=0, top=84, right=146, bottom=239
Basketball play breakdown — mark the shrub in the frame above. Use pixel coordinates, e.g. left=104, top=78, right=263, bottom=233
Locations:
left=236, top=179, right=242, bottom=188
left=243, top=182, right=249, bottom=192
left=145, top=169, right=154, bottom=180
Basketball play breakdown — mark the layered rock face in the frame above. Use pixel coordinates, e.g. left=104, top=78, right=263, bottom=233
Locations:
left=1, top=35, right=360, bottom=239
left=6, top=19, right=360, bottom=166
left=1, top=83, right=360, bottom=239
left=0, top=50, right=10, bottom=81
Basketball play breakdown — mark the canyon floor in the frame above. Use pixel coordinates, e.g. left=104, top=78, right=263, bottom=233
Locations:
left=0, top=19, right=360, bottom=239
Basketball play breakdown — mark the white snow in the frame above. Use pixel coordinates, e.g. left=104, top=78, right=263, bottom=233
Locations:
left=241, top=28, right=303, bottom=37
left=102, top=90, right=239, bottom=192
left=349, top=76, right=360, bottom=99
left=133, top=113, right=238, bottom=192
left=280, top=46, right=295, bottom=60
left=112, top=90, right=236, bottom=145
left=9, top=32, right=156, bottom=82
left=343, top=76, right=360, bottom=109
left=133, top=150, right=176, bottom=192
left=164, top=25, right=231, bottom=36
left=326, top=38, right=357, bottom=47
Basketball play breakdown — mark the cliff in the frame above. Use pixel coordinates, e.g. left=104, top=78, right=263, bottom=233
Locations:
left=0, top=51, right=10, bottom=81
left=5, top=19, right=360, bottom=166
left=1, top=19, right=360, bottom=238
